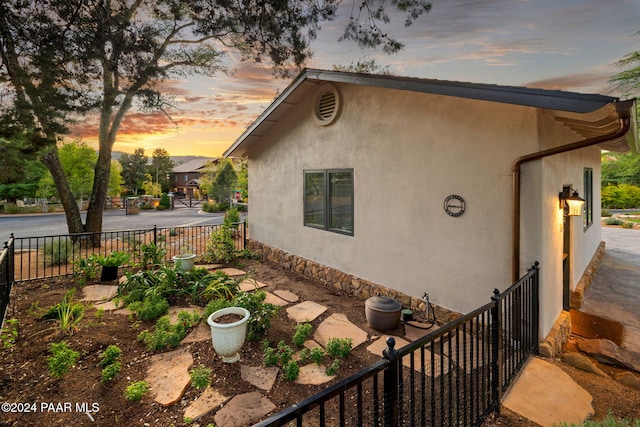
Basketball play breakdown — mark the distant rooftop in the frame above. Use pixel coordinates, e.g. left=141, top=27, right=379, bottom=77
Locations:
left=173, top=158, right=217, bottom=173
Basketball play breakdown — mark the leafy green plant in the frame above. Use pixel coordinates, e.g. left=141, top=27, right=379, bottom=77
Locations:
left=42, top=289, right=85, bottom=333
left=124, top=381, right=149, bottom=401
left=309, top=347, right=325, bottom=364
left=232, top=291, right=279, bottom=341
left=101, top=362, right=122, bottom=382
left=98, top=345, right=122, bottom=367
left=48, top=341, right=80, bottom=378
left=282, top=360, right=300, bottom=381
left=622, top=221, right=635, bottom=229
left=127, top=294, right=170, bottom=321
left=137, top=311, right=201, bottom=351
left=98, top=251, right=130, bottom=267
left=0, top=318, right=19, bottom=349
left=72, top=254, right=101, bottom=285
left=137, top=242, right=167, bottom=269
left=326, top=338, right=353, bottom=358
left=43, top=239, right=78, bottom=267
left=223, top=207, right=241, bottom=229
left=203, top=226, right=236, bottom=263
left=326, top=359, right=341, bottom=376
left=189, top=364, right=212, bottom=389
left=293, top=322, right=313, bottom=347
left=158, top=193, right=171, bottom=210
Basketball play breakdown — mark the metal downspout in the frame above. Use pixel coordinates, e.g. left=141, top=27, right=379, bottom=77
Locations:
left=512, top=117, right=631, bottom=282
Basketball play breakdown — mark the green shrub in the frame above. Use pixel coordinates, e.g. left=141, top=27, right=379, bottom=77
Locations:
left=203, top=226, right=236, bottom=263
left=128, top=294, right=170, bottom=321
left=101, top=362, right=122, bottom=382
left=282, top=360, right=300, bottom=381
left=98, top=345, right=122, bottom=367
left=137, top=242, right=167, bottom=269
left=326, top=338, right=353, bottom=358
left=189, top=365, right=212, bottom=389
left=231, top=291, right=279, bottom=341
left=601, top=209, right=612, bottom=217
left=48, top=341, right=80, bottom=378
left=292, top=322, right=313, bottom=347
left=309, top=347, right=325, bottom=364
left=43, top=239, right=78, bottom=267
left=622, top=221, right=635, bottom=229
left=602, top=183, right=640, bottom=209
left=223, top=207, right=241, bottom=229
left=158, top=193, right=171, bottom=209
left=326, top=359, right=341, bottom=376
left=604, top=217, right=624, bottom=226
left=202, top=202, right=216, bottom=213
left=72, top=254, right=101, bottom=286
left=137, top=311, right=200, bottom=351
left=124, top=381, right=149, bottom=401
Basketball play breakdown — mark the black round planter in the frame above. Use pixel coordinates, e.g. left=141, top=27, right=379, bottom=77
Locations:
left=100, top=266, right=118, bottom=282
left=365, top=296, right=402, bottom=331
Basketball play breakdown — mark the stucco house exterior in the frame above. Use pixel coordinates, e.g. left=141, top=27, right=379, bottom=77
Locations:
left=224, top=69, right=636, bottom=349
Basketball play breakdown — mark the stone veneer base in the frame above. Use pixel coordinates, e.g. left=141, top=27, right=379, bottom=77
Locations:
left=247, top=240, right=462, bottom=324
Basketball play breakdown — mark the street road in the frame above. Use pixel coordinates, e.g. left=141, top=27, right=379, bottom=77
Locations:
left=0, top=206, right=226, bottom=244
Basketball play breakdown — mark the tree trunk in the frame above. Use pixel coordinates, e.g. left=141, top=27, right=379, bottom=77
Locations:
left=85, top=143, right=111, bottom=245
left=40, top=147, right=84, bottom=234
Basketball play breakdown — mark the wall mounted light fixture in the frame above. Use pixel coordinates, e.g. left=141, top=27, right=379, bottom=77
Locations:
left=559, top=187, right=585, bottom=216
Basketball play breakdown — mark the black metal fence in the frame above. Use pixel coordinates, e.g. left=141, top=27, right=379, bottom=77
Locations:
left=255, top=262, right=539, bottom=427
left=0, top=237, right=15, bottom=329
left=8, top=222, right=247, bottom=283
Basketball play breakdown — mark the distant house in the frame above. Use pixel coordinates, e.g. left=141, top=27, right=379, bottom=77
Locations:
left=171, top=158, right=218, bottom=199
left=224, top=69, right=636, bottom=354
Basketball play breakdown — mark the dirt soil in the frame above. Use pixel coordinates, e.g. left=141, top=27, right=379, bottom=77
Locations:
left=0, top=258, right=639, bottom=427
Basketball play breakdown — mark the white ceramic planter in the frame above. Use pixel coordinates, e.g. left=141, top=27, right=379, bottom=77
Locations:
left=207, top=307, right=250, bottom=363
left=172, top=253, right=196, bottom=271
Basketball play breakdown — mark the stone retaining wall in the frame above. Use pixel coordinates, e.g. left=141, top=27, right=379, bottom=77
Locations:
left=248, top=240, right=462, bottom=323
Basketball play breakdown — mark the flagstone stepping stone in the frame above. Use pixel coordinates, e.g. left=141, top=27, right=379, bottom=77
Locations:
left=314, top=313, right=368, bottom=349
left=366, top=335, right=454, bottom=376
left=404, top=321, right=439, bottom=342
left=146, top=348, right=193, bottom=407
left=213, top=392, right=276, bottom=427
left=273, top=289, right=299, bottom=303
left=295, top=363, right=335, bottom=385
left=239, top=278, right=268, bottom=292
left=183, top=387, right=229, bottom=422
left=167, top=306, right=202, bottom=323
left=218, top=267, right=246, bottom=276
left=286, top=301, right=327, bottom=323
left=113, top=307, right=132, bottom=316
left=80, top=285, right=118, bottom=302
left=182, top=323, right=211, bottom=344
left=264, top=292, right=288, bottom=307
left=241, top=365, right=280, bottom=391
left=93, top=300, right=123, bottom=312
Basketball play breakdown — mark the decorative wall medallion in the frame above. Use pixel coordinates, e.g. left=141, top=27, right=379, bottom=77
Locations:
left=444, top=195, right=466, bottom=217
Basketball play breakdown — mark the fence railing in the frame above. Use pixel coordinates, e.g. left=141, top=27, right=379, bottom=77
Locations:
left=255, top=262, right=539, bottom=427
left=9, top=222, right=247, bottom=283
left=0, top=237, right=15, bottom=328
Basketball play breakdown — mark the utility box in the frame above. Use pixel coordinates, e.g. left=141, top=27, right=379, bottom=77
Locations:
left=125, top=197, right=140, bottom=215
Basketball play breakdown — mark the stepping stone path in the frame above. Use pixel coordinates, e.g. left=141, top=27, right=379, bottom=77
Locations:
left=286, top=300, right=327, bottom=323
left=314, top=313, right=368, bottom=349
left=91, top=266, right=466, bottom=424
left=80, top=285, right=118, bottom=303
left=366, top=335, right=455, bottom=376
left=241, top=365, right=279, bottom=390
left=214, top=392, right=276, bottom=427
left=184, top=388, right=229, bottom=422
left=146, top=348, right=193, bottom=407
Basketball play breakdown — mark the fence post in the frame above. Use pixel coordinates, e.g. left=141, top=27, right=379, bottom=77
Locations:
left=153, top=225, right=157, bottom=246
left=383, top=336, right=400, bottom=427
left=490, top=289, right=502, bottom=414
left=243, top=220, right=247, bottom=250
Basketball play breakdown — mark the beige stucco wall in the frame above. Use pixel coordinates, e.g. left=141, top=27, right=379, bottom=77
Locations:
left=247, top=82, right=601, bottom=338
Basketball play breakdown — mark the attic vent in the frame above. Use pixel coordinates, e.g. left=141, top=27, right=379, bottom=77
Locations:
left=313, top=84, right=340, bottom=126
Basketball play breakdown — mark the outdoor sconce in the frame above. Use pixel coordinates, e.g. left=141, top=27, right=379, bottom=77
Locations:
left=559, top=187, right=585, bottom=216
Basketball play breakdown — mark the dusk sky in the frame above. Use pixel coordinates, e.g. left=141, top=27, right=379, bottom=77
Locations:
left=72, top=0, right=640, bottom=158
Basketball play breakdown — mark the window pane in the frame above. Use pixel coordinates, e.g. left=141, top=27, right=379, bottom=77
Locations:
left=329, top=171, right=353, bottom=233
left=304, top=172, right=325, bottom=227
